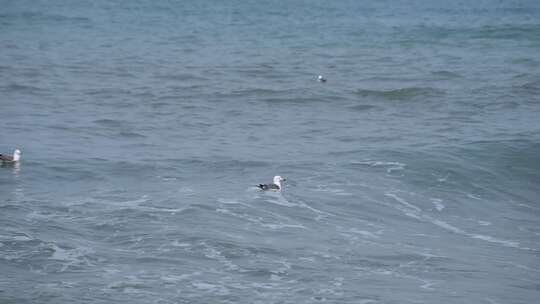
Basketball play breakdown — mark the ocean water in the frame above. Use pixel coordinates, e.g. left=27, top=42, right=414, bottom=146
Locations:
left=1, top=0, right=540, bottom=303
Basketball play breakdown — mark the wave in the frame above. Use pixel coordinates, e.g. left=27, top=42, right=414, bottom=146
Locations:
left=351, top=160, right=406, bottom=174
left=513, top=81, right=540, bottom=95
left=401, top=23, right=540, bottom=43
left=154, top=73, right=208, bottom=82
left=385, top=193, right=528, bottom=250
left=118, top=131, right=146, bottom=139
left=48, top=243, right=96, bottom=272
left=232, top=88, right=283, bottom=96
left=431, top=70, right=463, bottom=79
left=347, top=104, right=379, bottom=112
left=1, top=83, right=48, bottom=95
left=471, top=24, right=540, bottom=41
left=93, top=119, right=126, bottom=127
left=84, top=88, right=133, bottom=97
left=354, top=87, right=444, bottom=100
left=0, top=12, right=91, bottom=24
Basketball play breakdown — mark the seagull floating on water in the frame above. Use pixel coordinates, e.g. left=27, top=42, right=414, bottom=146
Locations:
left=257, top=176, right=286, bottom=191
left=318, top=75, right=326, bottom=82
left=0, top=149, right=21, bottom=163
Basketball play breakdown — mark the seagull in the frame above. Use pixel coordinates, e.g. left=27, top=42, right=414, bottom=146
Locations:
left=257, top=176, right=286, bottom=191
left=0, top=149, right=21, bottom=163
left=318, top=75, right=326, bottom=83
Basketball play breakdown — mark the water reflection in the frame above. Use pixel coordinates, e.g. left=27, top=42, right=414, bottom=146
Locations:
left=1, top=161, right=21, bottom=177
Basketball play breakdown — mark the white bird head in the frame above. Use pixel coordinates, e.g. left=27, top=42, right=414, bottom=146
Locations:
left=13, top=149, right=21, bottom=161
left=273, top=175, right=286, bottom=184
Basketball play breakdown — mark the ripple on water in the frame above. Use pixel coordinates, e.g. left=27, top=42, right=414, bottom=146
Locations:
left=354, top=87, right=445, bottom=101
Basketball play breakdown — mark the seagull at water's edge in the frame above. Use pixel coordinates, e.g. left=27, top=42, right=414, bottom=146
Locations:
left=0, top=149, right=21, bottom=162
left=257, top=176, right=286, bottom=191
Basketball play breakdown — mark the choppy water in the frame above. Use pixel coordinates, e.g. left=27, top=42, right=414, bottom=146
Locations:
left=1, top=0, right=540, bottom=303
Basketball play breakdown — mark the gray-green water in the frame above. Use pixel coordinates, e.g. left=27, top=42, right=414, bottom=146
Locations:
left=1, top=0, right=540, bottom=303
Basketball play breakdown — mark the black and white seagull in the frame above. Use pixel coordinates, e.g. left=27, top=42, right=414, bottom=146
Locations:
left=257, top=175, right=286, bottom=191
left=0, top=149, right=21, bottom=163
left=318, top=75, right=326, bottom=82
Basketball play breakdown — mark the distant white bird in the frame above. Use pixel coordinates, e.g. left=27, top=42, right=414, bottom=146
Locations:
left=257, top=176, right=286, bottom=191
left=0, top=149, right=21, bottom=162
left=318, top=75, right=326, bottom=82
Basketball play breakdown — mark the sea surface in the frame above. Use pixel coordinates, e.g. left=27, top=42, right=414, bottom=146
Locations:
left=1, top=0, right=540, bottom=303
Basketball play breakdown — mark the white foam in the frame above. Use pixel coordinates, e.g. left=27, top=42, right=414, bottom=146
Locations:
left=217, top=207, right=305, bottom=231
left=265, top=196, right=297, bottom=207
left=386, top=194, right=525, bottom=250
left=502, top=261, right=540, bottom=273
left=26, top=211, right=51, bottom=220
left=372, top=269, right=393, bottom=275
left=467, top=194, right=482, bottom=200
left=352, top=160, right=406, bottom=173
left=431, top=198, right=445, bottom=211
left=273, top=260, right=291, bottom=274
left=138, top=206, right=187, bottom=213
left=470, top=234, right=520, bottom=248
left=249, top=282, right=280, bottom=289
left=436, top=173, right=450, bottom=182
left=333, top=277, right=344, bottom=287
left=420, top=280, right=436, bottom=290
left=357, top=300, right=377, bottom=304
left=270, top=274, right=281, bottom=281
left=171, top=241, right=191, bottom=247
left=76, top=195, right=151, bottom=209
left=217, top=198, right=244, bottom=205
left=347, top=228, right=380, bottom=239
left=48, top=243, right=94, bottom=272
left=430, top=218, right=522, bottom=249
left=116, top=196, right=150, bottom=206
left=518, top=203, right=537, bottom=210
left=485, top=297, right=501, bottom=304
left=215, top=208, right=258, bottom=224
left=312, top=186, right=353, bottom=196
left=430, top=218, right=465, bottom=234
left=289, top=196, right=331, bottom=216
left=192, top=281, right=230, bottom=295
left=299, top=256, right=316, bottom=262
left=13, top=235, right=32, bottom=241
left=160, top=274, right=192, bottom=283
left=192, top=282, right=216, bottom=289
left=177, top=187, right=195, bottom=193
left=261, top=223, right=306, bottom=230
left=201, top=242, right=240, bottom=271
left=386, top=193, right=422, bottom=212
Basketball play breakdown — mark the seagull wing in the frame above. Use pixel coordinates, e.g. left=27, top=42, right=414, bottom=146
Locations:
left=0, top=154, right=14, bottom=161
left=258, top=183, right=280, bottom=191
